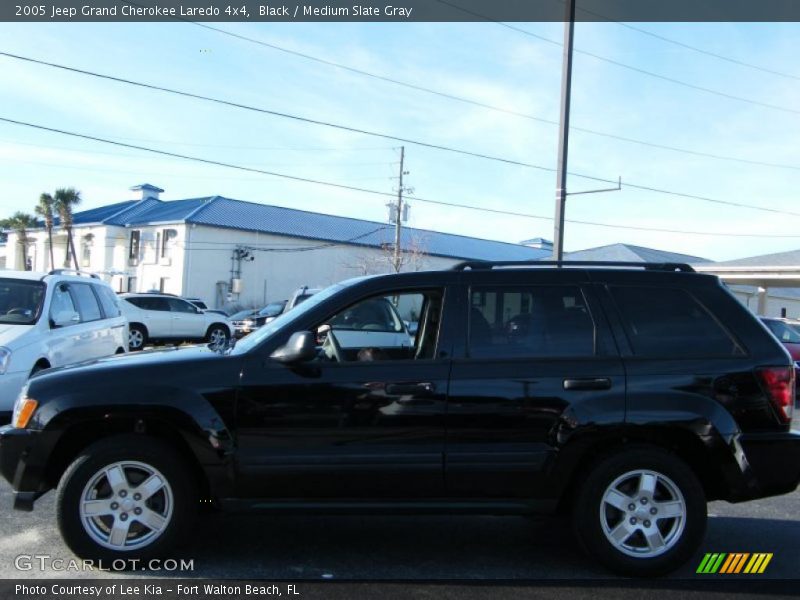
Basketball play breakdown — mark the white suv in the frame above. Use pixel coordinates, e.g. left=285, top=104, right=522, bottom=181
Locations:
left=0, top=269, right=128, bottom=423
left=119, top=293, right=232, bottom=350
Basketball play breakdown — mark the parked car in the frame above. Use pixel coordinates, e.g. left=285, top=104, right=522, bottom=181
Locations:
left=327, top=296, right=412, bottom=350
left=229, top=309, right=260, bottom=339
left=0, top=269, right=127, bottom=424
left=283, top=286, right=321, bottom=312
left=184, top=297, right=228, bottom=317
left=2, top=261, right=799, bottom=577
left=119, top=292, right=232, bottom=350
left=231, top=302, right=288, bottom=338
left=760, top=317, right=800, bottom=362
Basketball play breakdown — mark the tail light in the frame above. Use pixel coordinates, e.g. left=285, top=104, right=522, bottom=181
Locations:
left=757, top=367, right=796, bottom=424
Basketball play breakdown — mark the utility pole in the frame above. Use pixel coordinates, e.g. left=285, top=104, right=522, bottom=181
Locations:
left=393, top=146, right=406, bottom=273
left=553, top=0, right=576, bottom=261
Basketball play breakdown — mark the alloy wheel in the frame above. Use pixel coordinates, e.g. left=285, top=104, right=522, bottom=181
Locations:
left=599, top=469, right=686, bottom=558
left=79, top=461, right=174, bottom=551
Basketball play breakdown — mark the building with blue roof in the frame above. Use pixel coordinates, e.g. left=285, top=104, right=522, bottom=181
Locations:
left=5, top=184, right=552, bottom=307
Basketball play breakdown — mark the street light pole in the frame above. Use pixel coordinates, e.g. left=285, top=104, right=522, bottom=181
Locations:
left=553, top=0, right=576, bottom=261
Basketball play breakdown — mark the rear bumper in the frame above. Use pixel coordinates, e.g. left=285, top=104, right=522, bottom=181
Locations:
left=736, top=430, right=800, bottom=500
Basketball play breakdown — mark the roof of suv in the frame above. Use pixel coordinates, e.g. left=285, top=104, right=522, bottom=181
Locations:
left=1, top=269, right=106, bottom=284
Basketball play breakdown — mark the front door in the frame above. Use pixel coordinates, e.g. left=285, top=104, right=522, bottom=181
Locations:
left=235, top=286, right=454, bottom=499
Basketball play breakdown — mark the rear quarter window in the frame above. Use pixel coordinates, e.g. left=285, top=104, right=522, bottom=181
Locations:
left=610, top=286, right=744, bottom=358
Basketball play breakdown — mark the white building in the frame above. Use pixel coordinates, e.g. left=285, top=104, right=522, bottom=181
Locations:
left=3, top=184, right=551, bottom=309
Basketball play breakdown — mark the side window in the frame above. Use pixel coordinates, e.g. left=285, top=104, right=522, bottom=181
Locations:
left=468, top=285, right=595, bottom=359
left=610, top=286, right=743, bottom=357
left=167, top=298, right=197, bottom=314
left=95, top=285, right=121, bottom=318
left=71, top=283, right=103, bottom=322
left=50, top=283, right=78, bottom=323
left=318, top=290, right=442, bottom=362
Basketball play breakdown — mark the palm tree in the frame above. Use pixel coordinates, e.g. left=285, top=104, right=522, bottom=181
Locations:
left=5, top=212, right=38, bottom=270
left=35, top=193, right=55, bottom=269
left=54, top=187, right=82, bottom=269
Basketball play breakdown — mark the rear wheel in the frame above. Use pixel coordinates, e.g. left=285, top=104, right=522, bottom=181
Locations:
left=56, top=436, right=196, bottom=563
left=206, top=325, right=230, bottom=350
left=572, top=447, right=706, bottom=576
left=128, top=324, right=148, bottom=351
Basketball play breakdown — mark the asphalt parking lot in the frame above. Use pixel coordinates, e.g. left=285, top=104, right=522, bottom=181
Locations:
left=1, top=479, right=798, bottom=582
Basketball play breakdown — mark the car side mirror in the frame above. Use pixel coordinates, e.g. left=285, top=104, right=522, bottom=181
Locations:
left=52, top=310, right=80, bottom=327
left=270, top=331, right=317, bottom=363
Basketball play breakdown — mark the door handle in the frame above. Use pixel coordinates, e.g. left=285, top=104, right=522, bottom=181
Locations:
left=385, top=382, right=436, bottom=396
left=563, top=377, right=612, bottom=391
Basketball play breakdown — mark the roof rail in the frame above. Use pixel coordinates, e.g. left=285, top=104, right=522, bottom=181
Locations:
left=451, top=260, right=695, bottom=273
left=46, top=269, right=101, bottom=279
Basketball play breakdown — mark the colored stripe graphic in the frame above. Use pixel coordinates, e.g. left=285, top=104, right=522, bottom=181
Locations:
left=698, top=552, right=772, bottom=574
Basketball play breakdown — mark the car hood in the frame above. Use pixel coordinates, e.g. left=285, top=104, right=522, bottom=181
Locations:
left=40, top=344, right=224, bottom=377
left=0, top=323, right=34, bottom=347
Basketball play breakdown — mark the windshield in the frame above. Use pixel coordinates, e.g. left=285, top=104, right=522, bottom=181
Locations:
left=0, top=279, right=46, bottom=325
left=259, top=303, right=285, bottom=317
left=764, top=319, right=800, bottom=344
left=232, top=279, right=366, bottom=354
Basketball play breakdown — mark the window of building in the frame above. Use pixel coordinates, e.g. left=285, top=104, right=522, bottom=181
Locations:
left=161, top=229, right=178, bottom=259
left=127, top=276, right=138, bottom=293
left=468, top=286, right=595, bottom=359
left=70, top=283, right=102, bottom=322
left=610, top=286, right=743, bottom=358
left=129, top=230, right=141, bottom=262
left=159, top=277, right=169, bottom=293
left=81, top=234, right=93, bottom=268
left=142, top=232, right=158, bottom=264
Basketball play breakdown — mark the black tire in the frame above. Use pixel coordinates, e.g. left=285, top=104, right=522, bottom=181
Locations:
left=56, top=435, right=197, bottom=564
left=205, top=324, right=230, bottom=349
left=128, top=324, right=148, bottom=351
left=572, top=446, right=706, bottom=577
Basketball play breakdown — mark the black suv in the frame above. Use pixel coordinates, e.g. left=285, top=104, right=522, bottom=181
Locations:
left=1, top=262, right=799, bottom=576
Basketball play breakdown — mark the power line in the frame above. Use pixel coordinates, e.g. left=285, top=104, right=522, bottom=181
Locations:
left=180, top=26, right=800, bottom=171
left=2, top=52, right=798, bottom=218
left=4, top=50, right=799, bottom=173
left=2, top=115, right=800, bottom=239
left=434, top=0, right=800, bottom=116
left=570, top=4, right=800, bottom=82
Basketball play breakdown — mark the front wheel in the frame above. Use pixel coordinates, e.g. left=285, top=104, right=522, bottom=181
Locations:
left=56, top=436, right=196, bottom=563
left=572, top=447, right=707, bottom=577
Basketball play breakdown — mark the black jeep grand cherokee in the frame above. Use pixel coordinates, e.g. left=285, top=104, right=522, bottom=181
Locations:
left=2, top=261, right=799, bottom=576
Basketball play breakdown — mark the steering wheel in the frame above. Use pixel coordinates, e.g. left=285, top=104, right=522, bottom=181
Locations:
left=321, top=329, right=345, bottom=362
left=6, top=307, right=29, bottom=315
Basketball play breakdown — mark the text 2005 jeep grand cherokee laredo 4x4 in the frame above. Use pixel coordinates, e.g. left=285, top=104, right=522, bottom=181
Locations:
left=2, top=261, right=799, bottom=576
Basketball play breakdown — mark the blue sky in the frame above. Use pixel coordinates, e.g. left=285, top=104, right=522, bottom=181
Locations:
left=1, top=20, right=799, bottom=261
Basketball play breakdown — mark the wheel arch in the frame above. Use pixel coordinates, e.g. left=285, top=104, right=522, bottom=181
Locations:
left=44, top=415, right=220, bottom=501
left=554, top=425, right=739, bottom=513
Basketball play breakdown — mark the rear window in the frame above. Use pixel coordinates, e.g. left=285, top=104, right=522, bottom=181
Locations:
left=126, top=296, right=169, bottom=311
left=611, top=286, right=743, bottom=358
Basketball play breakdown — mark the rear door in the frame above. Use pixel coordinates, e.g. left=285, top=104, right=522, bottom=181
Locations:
left=69, top=282, right=116, bottom=359
left=445, top=269, right=626, bottom=498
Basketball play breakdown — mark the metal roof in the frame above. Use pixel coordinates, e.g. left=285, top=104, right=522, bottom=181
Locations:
left=563, top=243, right=711, bottom=264
left=65, top=196, right=551, bottom=262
